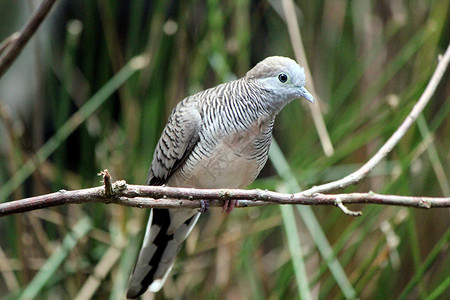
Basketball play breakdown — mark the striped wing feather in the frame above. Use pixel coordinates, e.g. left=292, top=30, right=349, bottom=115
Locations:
left=147, top=97, right=202, bottom=185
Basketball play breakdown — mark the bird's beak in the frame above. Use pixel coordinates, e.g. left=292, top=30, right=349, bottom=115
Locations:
left=298, top=86, right=315, bottom=104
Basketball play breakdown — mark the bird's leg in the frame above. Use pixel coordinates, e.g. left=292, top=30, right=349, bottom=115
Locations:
left=198, top=200, right=210, bottom=213
left=223, top=200, right=239, bottom=214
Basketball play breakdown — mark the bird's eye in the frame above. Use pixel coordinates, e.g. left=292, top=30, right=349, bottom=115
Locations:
left=278, top=73, right=288, bottom=83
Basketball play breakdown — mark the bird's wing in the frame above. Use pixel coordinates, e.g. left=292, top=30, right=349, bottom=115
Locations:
left=127, top=98, right=202, bottom=299
left=147, top=98, right=202, bottom=186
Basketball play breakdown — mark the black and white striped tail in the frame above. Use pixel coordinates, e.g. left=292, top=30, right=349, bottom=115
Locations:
left=126, top=209, right=200, bottom=298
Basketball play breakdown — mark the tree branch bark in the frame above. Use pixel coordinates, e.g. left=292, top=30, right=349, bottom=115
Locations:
left=0, top=175, right=449, bottom=217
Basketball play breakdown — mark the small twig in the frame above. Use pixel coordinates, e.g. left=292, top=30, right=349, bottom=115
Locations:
left=99, top=170, right=113, bottom=197
left=0, top=0, right=59, bottom=79
left=335, top=198, right=362, bottom=217
left=0, top=183, right=448, bottom=217
left=0, top=33, right=20, bottom=56
left=304, top=44, right=450, bottom=195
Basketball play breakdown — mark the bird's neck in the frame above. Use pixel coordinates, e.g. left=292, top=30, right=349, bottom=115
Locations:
left=244, top=78, right=290, bottom=117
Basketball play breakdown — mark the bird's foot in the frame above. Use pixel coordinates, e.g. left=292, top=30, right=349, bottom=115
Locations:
left=223, top=200, right=239, bottom=214
left=198, top=200, right=210, bottom=213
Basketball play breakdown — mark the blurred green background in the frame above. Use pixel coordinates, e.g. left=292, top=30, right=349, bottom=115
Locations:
left=0, top=0, right=448, bottom=299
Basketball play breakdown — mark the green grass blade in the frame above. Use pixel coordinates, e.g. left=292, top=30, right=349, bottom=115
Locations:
left=280, top=205, right=311, bottom=300
left=0, top=56, right=148, bottom=203
left=417, top=114, right=450, bottom=195
left=269, top=139, right=356, bottom=299
left=425, top=275, right=450, bottom=300
left=397, top=226, right=450, bottom=299
left=18, top=217, right=93, bottom=300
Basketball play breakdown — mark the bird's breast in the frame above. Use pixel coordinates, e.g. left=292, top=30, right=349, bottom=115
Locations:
left=167, top=118, right=273, bottom=189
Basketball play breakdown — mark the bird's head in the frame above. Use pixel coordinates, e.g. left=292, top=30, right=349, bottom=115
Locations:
left=246, top=56, right=314, bottom=104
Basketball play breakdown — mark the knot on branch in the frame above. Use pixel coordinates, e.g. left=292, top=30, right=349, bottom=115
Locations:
left=98, top=170, right=127, bottom=198
left=418, top=198, right=431, bottom=209
left=256, top=189, right=270, bottom=201
left=113, top=180, right=127, bottom=192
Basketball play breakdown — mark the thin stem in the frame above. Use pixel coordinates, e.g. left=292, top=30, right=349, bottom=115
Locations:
left=0, top=0, right=59, bottom=79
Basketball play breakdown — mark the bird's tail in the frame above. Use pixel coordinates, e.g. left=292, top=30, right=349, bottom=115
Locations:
left=126, top=208, right=200, bottom=299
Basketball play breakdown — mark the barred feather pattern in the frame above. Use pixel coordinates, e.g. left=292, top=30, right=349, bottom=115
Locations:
left=127, top=56, right=313, bottom=298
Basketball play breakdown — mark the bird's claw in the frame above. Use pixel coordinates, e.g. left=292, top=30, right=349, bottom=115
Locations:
left=198, top=200, right=210, bottom=213
left=223, top=200, right=239, bottom=214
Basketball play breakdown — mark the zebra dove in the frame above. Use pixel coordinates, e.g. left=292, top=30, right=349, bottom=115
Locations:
left=126, top=56, right=314, bottom=298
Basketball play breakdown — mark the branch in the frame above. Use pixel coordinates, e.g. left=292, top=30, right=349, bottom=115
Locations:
left=0, top=177, right=448, bottom=217
left=0, top=0, right=59, bottom=79
left=303, top=44, right=450, bottom=195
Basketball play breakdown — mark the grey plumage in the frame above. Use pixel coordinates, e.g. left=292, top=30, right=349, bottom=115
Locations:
left=126, top=56, right=314, bottom=298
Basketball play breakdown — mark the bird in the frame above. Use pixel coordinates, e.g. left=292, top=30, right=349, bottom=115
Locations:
left=126, top=56, right=314, bottom=298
